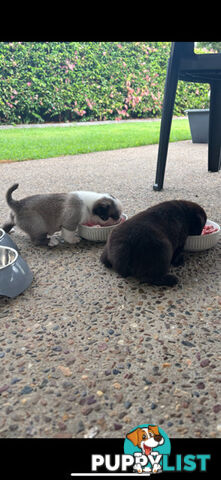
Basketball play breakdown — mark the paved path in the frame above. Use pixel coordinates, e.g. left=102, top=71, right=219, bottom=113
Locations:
left=0, top=141, right=220, bottom=439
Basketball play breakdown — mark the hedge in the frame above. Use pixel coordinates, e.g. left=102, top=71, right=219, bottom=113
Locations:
left=0, top=42, right=210, bottom=124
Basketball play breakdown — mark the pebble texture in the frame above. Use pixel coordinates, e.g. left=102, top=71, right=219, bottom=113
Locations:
left=0, top=141, right=220, bottom=439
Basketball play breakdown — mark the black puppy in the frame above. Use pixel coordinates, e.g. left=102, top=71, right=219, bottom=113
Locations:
left=100, top=200, right=207, bottom=286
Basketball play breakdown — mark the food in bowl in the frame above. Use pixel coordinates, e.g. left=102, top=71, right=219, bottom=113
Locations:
left=78, top=214, right=128, bottom=241
left=201, top=224, right=219, bottom=235
left=82, top=215, right=126, bottom=228
left=184, top=219, right=220, bottom=251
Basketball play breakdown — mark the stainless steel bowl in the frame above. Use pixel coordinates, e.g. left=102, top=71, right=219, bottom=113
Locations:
left=0, top=228, right=19, bottom=251
left=0, top=246, right=33, bottom=298
left=0, top=246, right=18, bottom=269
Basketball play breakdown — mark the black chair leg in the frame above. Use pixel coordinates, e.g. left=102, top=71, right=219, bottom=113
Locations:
left=153, top=51, right=179, bottom=191
left=208, top=81, right=221, bottom=172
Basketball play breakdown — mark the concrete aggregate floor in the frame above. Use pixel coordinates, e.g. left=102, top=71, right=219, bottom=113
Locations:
left=0, top=140, right=220, bottom=438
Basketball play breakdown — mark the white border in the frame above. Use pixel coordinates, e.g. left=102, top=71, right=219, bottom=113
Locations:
left=70, top=474, right=150, bottom=477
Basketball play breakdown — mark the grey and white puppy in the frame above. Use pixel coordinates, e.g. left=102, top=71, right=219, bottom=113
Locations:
left=2, top=184, right=122, bottom=246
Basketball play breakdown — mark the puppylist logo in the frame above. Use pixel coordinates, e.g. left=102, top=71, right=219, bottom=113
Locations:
left=124, top=424, right=171, bottom=475
left=123, top=424, right=211, bottom=475
left=70, top=423, right=211, bottom=477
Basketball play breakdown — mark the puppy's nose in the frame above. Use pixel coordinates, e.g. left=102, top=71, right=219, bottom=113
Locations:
left=154, top=435, right=162, bottom=442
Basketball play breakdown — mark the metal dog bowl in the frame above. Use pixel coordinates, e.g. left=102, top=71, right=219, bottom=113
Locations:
left=0, top=246, right=33, bottom=298
left=0, top=228, right=19, bottom=251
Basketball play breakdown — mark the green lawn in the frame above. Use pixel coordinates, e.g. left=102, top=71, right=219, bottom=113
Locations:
left=0, top=119, right=191, bottom=162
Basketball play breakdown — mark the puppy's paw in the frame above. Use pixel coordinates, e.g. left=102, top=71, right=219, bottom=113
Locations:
left=172, top=253, right=185, bottom=267
left=133, top=465, right=143, bottom=474
left=48, top=236, right=59, bottom=247
left=100, top=249, right=112, bottom=268
left=152, top=463, right=162, bottom=473
left=62, top=228, right=80, bottom=244
left=163, top=274, right=178, bottom=286
left=71, top=236, right=81, bottom=244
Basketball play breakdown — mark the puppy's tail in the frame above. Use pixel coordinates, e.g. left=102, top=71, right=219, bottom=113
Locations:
left=6, top=183, right=20, bottom=211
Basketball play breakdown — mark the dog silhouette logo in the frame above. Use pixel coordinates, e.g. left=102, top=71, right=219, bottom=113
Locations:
left=124, top=424, right=171, bottom=475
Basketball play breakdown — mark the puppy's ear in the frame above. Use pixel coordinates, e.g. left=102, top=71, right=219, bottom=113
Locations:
left=126, top=428, right=142, bottom=446
left=148, top=425, right=160, bottom=437
left=190, top=210, right=207, bottom=235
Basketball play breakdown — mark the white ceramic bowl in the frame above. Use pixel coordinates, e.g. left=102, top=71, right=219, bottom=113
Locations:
left=184, top=219, right=220, bottom=252
left=78, top=213, right=128, bottom=242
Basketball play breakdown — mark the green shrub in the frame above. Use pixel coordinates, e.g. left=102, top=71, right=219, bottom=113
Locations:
left=0, top=42, right=210, bottom=124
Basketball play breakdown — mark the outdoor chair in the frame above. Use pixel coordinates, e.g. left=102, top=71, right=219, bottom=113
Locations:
left=153, top=41, right=221, bottom=191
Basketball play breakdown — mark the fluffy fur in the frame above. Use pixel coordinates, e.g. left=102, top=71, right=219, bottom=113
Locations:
left=100, top=200, right=207, bottom=286
left=2, top=184, right=122, bottom=246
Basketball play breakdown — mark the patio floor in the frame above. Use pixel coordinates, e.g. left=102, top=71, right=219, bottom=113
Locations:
left=0, top=140, right=220, bottom=438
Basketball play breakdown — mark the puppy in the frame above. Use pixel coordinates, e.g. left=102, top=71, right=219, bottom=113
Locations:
left=127, top=426, right=164, bottom=455
left=2, top=184, right=122, bottom=246
left=127, top=426, right=164, bottom=474
left=100, top=200, right=207, bottom=286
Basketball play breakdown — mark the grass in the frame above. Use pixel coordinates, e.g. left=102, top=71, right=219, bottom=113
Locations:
left=0, top=118, right=191, bottom=162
